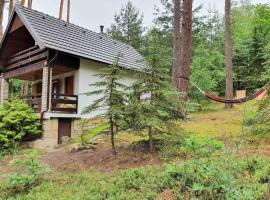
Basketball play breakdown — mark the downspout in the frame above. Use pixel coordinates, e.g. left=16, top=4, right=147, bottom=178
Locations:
left=40, top=51, right=59, bottom=128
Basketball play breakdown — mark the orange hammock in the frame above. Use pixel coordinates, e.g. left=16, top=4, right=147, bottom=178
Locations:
left=186, top=77, right=268, bottom=104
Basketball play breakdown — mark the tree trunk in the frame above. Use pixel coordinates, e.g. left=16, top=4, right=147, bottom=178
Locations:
left=179, top=0, right=192, bottom=101
left=225, top=0, right=234, bottom=109
left=67, top=0, right=70, bottom=23
left=28, top=0, right=33, bottom=9
left=148, top=126, right=153, bottom=153
left=110, top=116, right=116, bottom=155
left=9, top=0, right=14, bottom=18
left=59, top=0, right=64, bottom=20
left=0, top=0, right=5, bottom=39
left=20, top=0, right=25, bottom=6
left=172, top=0, right=182, bottom=90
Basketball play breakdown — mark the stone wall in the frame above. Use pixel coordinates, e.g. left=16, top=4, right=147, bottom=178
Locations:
left=28, top=118, right=59, bottom=149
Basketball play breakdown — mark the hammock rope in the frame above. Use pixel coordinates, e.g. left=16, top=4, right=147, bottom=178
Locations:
left=180, top=76, right=268, bottom=104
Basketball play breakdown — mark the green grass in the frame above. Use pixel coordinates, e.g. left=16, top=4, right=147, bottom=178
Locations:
left=2, top=155, right=270, bottom=200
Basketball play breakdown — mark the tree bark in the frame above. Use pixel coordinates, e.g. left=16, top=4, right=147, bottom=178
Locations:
left=9, top=0, right=14, bottom=18
left=110, top=116, right=116, bottom=155
left=59, top=0, right=64, bottom=20
left=148, top=126, right=153, bottom=153
left=0, top=0, right=5, bottom=39
left=225, top=0, right=234, bottom=109
left=172, top=0, right=182, bottom=90
left=67, top=0, right=70, bottom=23
left=28, top=0, right=32, bottom=9
left=20, top=0, right=25, bottom=6
left=179, top=0, right=192, bottom=101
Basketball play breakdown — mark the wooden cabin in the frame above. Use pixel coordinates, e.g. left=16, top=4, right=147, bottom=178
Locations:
left=0, top=5, right=145, bottom=148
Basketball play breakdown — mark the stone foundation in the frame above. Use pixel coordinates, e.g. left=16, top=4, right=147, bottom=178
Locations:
left=28, top=118, right=59, bottom=149
left=28, top=117, right=104, bottom=149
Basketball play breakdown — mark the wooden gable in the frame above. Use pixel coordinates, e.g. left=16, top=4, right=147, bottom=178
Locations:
left=0, top=13, right=35, bottom=67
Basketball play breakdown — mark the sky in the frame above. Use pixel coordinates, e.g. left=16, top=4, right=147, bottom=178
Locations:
left=4, top=0, right=270, bottom=32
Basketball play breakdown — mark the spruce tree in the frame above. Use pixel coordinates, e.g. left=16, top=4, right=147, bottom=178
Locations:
left=108, top=1, right=144, bottom=52
left=126, top=30, right=185, bottom=152
left=83, top=58, right=126, bottom=155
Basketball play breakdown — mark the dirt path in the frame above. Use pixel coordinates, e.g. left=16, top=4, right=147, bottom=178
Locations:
left=40, top=140, right=162, bottom=173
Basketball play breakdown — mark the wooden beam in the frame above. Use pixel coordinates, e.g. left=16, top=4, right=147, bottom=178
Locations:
left=51, top=107, right=77, bottom=113
left=7, top=48, right=47, bottom=66
left=3, top=61, right=46, bottom=79
left=6, top=51, right=48, bottom=71
left=51, top=98, right=77, bottom=104
left=9, top=46, right=38, bottom=59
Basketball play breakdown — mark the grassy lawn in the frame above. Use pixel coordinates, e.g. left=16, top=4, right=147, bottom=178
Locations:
left=1, top=101, right=270, bottom=200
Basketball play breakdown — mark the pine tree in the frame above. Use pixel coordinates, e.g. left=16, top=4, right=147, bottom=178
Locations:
left=0, top=0, right=5, bottom=39
left=59, top=0, right=64, bottom=20
left=127, top=30, right=185, bottom=152
left=82, top=58, right=127, bottom=155
left=9, top=0, right=14, bottom=18
left=20, top=0, right=25, bottom=6
left=108, top=1, right=144, bottom=52
left=225, top=0, right=234, bottom=109
left=179, top=0, right=192, bottom=101
left=172, top=0, right=182, bottom=91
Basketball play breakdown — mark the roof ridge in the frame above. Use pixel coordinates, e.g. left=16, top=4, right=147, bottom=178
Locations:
left=17, top=5, right=132, bottom=48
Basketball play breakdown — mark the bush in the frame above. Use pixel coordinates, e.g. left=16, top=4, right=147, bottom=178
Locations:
left=11, top=156, right=270, bottom=200
left=0, top=153, right=48, bottom=198
left=180, top=135, right=224, bottom=158
left=165, top=157, right=268, bottom=199
left=253, top=94, right=270, bottom=134
left=0, top=99, right=41, bottom=152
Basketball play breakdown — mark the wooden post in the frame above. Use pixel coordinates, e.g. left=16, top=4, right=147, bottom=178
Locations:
left=0, top=76, right=9, bottom=105
left=48, top=67, right=53, bottom=111
left=41, top=64, right=49, bottom=112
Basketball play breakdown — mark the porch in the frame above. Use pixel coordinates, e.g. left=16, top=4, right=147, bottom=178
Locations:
left=0, top=45, right=80, bottom=114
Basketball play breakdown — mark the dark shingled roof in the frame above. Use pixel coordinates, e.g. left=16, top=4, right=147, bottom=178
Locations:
left=13, top=5, right=146, bottom=70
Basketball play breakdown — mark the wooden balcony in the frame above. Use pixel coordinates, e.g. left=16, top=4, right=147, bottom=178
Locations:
left=3, top=46, right=48, bottom=80
left=24, top=93, right=78, bottom=114
left=51, top=93, right=78, bottom=114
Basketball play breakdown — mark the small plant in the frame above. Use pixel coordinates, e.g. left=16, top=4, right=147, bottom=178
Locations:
left=2, top=153, right=48, bottom=197
left=180, top=135, right=224, bottom=157
left=78, top=119, right=90, bottom=148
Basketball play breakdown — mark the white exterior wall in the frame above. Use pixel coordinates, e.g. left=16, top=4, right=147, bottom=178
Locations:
left=77, top=59, right=138, bottom=118
left=37, top=59, right=138, bottom=119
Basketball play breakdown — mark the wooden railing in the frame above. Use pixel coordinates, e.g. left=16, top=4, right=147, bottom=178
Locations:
left=23, top=93, right=78, bottom=114
left=51, top=93, right=78, bottom=114
left=5, top=46, right=48, bottom=72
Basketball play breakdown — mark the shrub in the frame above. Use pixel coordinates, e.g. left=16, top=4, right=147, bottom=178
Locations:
left=180, top=135, right=224, bottom=158
left=253, top=94, right=270, bottom=134
left=0, top=99, right=41, bottom=152
left=165, top=157, right=267, bottom=199
left=1, top=153, right=48, bottom=198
